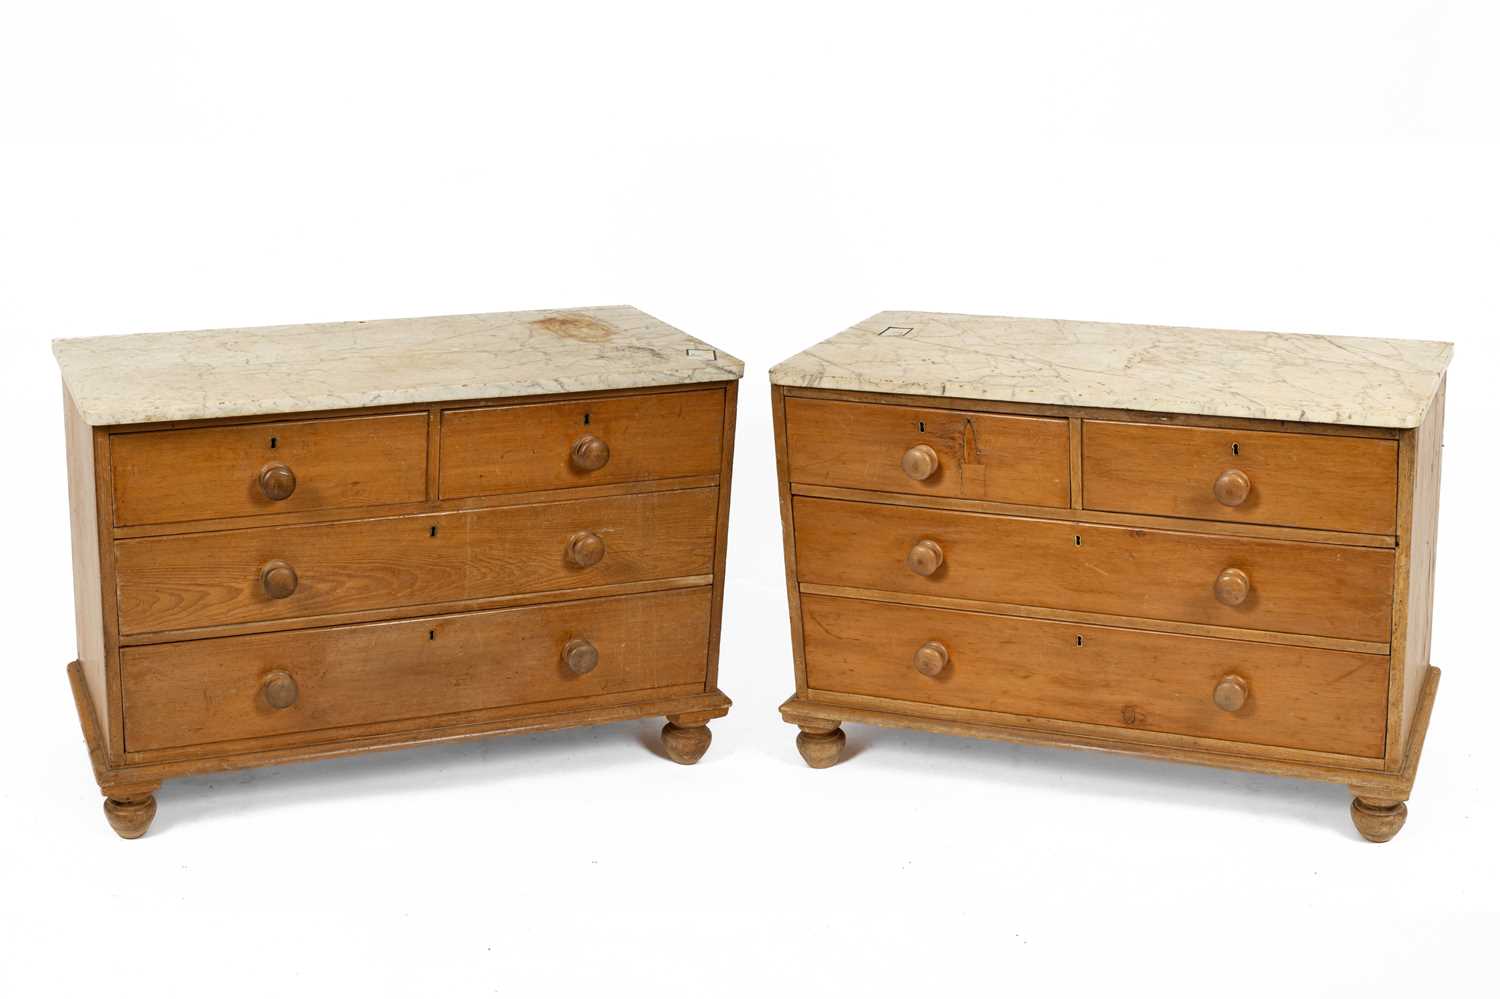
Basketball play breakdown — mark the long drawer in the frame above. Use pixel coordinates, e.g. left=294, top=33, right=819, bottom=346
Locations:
left=440, top=389, right=725, bottom=499
left=116, top=487, right=718, bottom=634
left=110, top=413, right=430, bottom=527
left=793, top=497, right=1394, bottom=643
left=1082, top=420, right=1398, bottom=535
left=121, top=587, right=713, bottom=753
left=783, top=397, right=1071, bottom=506
left=800, top=594, right=1387, bottom=758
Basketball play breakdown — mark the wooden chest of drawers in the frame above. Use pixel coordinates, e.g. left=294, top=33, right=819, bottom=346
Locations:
left=771, top=312, right=1452, bottom=842
left=55, top=306, right=742, bottom=838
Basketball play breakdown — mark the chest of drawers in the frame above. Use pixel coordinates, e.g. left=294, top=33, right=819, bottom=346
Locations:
left=55, top=306, right=742, bottom=838
left=771, top=312, right=1451, bottom=842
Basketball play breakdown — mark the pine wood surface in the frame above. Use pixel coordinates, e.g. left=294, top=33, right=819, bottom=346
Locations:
left=792, top=495, right=1394, bottom=644
left=110, top=412, right=430, bottom=526
left=122, top=587, right=712, bottom=753
left=1082, top=419, right=1398, bottom=535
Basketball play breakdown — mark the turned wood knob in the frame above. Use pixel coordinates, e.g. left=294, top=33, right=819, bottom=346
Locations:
left=570, top=434, right=611, bottom=471
left=262, top=670, right=299, bottom=710
left=259, top=559, right=299, bottom=599
left=258, top=462, right=297, bottom=501
left=906, top=539, right=944, bottom=576
left=1213, top=468, right=1251, bottom=507
left=562, top=638, right=599, bottom=675
left=566, top=530, right=606, bottom=567
left=901, top=444, right=939, bottom=481
left=1213, top=674, right=1249, bottom=712
left=1214, top=567, right=1251, bottom=606
left=913, top=640, right=950, bottom=677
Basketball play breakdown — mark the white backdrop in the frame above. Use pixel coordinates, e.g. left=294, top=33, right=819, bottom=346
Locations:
left=3, top=3, right=1496, bottom=996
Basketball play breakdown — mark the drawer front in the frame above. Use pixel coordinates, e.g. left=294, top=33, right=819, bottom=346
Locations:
left=784, top=397, right=1070, bottom=506
left=116, top=487, right=719, bottom=635
left=801, top=594, right=1387, bottom=758
left=122, top=587, right=712, bottom=753
left=1082, top=421, right=1397, bottom=535
left=440, top=389, right=724, bottom=499
left=110, top=413, right=429, bottom=527
left=793, top=497, right=1394, bottom=643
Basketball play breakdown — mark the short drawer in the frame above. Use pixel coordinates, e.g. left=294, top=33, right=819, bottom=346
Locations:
left=793, top=497, right=1394, bottom=643
left=116, top=487, right=718, bottom=635
left=439, top=389, right=724, bottom=499
left=121, top=587, right=712, bottom=753
left=801, top=594, right=1387, bottom=758
left=1082, top=421, right=1397, bottom=535
left=110, top=413, right=429, bottom=527
left=784, top=397, right=1070, bottom=506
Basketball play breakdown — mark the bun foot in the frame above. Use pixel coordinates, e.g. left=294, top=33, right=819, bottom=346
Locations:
left=795, top=722, right=846, bottom=769
left=103, top=792, right=158, bottom=840
left=661, top=721, right=712, bottom=765
left=1350, top=794, right=1408, bottom=843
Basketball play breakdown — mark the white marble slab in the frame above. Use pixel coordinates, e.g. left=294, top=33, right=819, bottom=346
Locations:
left=54, top=306, right=744, bottom=426
left=771, top=311, right=1453, bottom=428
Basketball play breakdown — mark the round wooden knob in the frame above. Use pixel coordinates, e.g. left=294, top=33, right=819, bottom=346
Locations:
left=1214, top=567, right=1251, bottom=606
left=906, top=539, right=944, bottom=576
left=258, top=462, right=297, bottom=501
left=262, top=670, right=299, bottom=710
left=913, top=640, right=950, bottom=677
left=259, top=560, right=299, bottom=599
left=1213, top=468, right=1251, bottom=507
left=562, top=638, right=599, bottom=675
left=570, top=434, right=611, bottom=471
left=566, top=530, right=606, bottom=568
left=901, top=444, right=939, bottom=481
left=1213, top=674, right=1249, bottom=712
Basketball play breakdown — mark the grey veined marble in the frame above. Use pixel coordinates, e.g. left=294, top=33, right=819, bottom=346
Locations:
left=53, top=305, right=744, bottom=426
left=771, top=311, right=1452, bottom=429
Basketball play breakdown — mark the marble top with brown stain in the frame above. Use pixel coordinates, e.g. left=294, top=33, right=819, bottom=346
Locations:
left=53, top=305, right=743, bottom=426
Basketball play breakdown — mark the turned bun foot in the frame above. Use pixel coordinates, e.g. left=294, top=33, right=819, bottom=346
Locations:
left=795, top=723, right=846, bottom=769
left=661, top=722, right=712, bottom=765
left=1350, top=795, right=1408, bottom=843
left=103, top=793, right=158, bottom=840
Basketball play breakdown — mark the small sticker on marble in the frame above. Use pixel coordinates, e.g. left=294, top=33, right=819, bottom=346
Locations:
left=879, top=327, right=913, bottom=337
left=686, top=348, right=717, bottom=360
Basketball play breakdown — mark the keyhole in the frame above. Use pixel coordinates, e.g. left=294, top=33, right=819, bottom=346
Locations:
left=583, top=412, right=591, bottom=426
left=918, top=420, right=926, bottom=433
left=1073, top=535, right=1082, bottom=547
left=1076, top=635, right=1084, bottom=647
left=269, top=436, right=278, bottom=449
left=1231, top=442, right=1240, bottom=456
left=429, top=525, right=438, bottom=537
left=428, top=630, right=436, bottom=641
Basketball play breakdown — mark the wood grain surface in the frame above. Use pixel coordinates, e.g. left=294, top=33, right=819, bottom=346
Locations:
left=110, top=412, right=429, bottom=526
left=792, top=496, right=1394, bottom=643
left=121, top=587, right=713, bottom=752
left=784, top=397, right=1070, bottom=506
left=116, top=487, right=717, bottom=634
left=1082, top=420, right=1398, bottom=535
left=800, top=593, right=1388, bottom=758
left=440, top=387, right=724, bottom=498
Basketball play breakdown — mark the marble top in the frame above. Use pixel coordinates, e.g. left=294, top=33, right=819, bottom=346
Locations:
left=54, top=306, right=744, bottom=426
left=771, top=311, right=1453, bottom=428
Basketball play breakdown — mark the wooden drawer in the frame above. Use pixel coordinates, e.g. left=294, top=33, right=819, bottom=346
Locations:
left=121, top=587, right=712, bottom=753
left=110, top=413, right=429, bottom=527
left=793, top=497, right=1394, bottom=643
left=784, top=397, right=1070, bottom=506
left=801, top=594, right=1387, bottom=758
left=1082, top=421, right=1397, bottom=535
left=116, top=487, right=718, bottom=635
left=440, top=389, right=724, bottom=499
